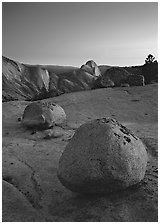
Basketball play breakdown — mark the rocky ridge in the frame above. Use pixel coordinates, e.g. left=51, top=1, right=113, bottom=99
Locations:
left=3, top=56, right=148, bottom=102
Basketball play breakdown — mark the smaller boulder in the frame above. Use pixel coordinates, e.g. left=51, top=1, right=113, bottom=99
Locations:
left=81, top=65, right=93, bottom=75
left=22, top=102, right=66, bottom=129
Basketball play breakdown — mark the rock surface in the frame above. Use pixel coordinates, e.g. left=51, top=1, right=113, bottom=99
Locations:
left=102, top=67, right=131, bottom=87
left=2, top=56, right=99, bottom=101
left=43, top=126, right=65, bottom=139
left=3, top=56, right=157, bottom=102
left=2, top=84, right=158, bottom=221
left=58, top=118, right=148, bottom=194
left=81, top=60, right=101, bottom=77
left=93, top=75, right=115, bottom=88
left=22, top=101, right=66, bottom=129
left=96, top=67, right=145, bottom=88
left=2, top=180, right=45, bottom=222
left=126, top=74, right=145, bottom=86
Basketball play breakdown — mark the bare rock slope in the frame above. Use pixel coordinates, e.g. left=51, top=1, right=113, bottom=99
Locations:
left=2, top=56, right=97, bottom=101
left=2, top=84, right=158, bottom=221
left=81, top=60, right=101, bottom=77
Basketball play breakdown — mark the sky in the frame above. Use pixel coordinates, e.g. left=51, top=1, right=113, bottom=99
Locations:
left=2, top=2, right=158, bottom=67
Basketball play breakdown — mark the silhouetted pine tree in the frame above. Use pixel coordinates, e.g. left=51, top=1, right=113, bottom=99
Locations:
left=142, top=54, right=158, bottom=84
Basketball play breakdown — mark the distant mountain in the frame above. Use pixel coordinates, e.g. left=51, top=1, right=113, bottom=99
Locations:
left=41, top=64, right=79, bottom=75
left=2, top=57, right=99, bottom=102
left=98, top=65, right=112, bottom=75
left=3, top=56, right=157, bottom=102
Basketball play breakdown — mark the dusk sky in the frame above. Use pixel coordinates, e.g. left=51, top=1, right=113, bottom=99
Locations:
left=2, top=2, right=158, bottom=67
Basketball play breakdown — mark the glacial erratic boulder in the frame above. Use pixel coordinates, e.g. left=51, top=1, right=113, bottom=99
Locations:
left=58, top=118, right=148, bottom=194
left=22, top=101, right=66, bottom=129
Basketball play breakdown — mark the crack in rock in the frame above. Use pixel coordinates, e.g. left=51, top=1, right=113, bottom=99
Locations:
left=2, top=176, right=37, bottom=209
left=9, top=157, right=44, bottom=209
left=19, top=158, right=44, bottom=208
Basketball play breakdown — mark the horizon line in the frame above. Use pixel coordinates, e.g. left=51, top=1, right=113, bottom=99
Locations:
left=2, top=54, right=153, bottom=68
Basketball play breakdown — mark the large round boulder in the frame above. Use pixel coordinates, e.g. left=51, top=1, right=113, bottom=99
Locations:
left=22, top=101, right=66, bottom=129
left=58, top=118, right=148, bottom=194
